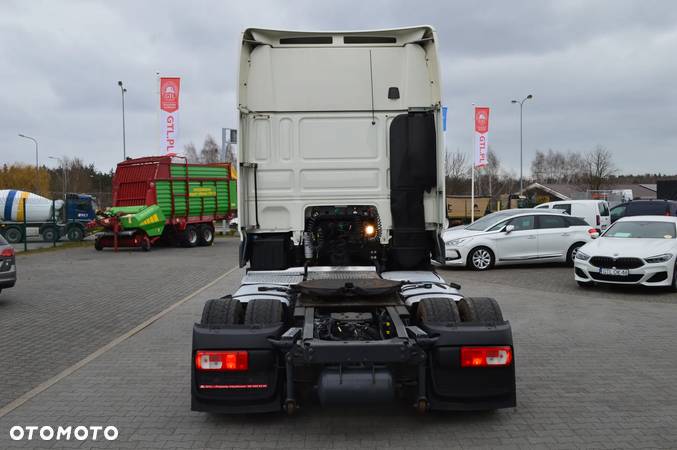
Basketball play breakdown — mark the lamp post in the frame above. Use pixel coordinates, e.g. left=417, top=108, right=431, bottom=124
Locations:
left=511, top=94, right=533, bottom=194
left=49, top=156, right=67, bottom=196
left=117, top=81, right=127, bottom=159
left=18, top=133, right=39, bottom=179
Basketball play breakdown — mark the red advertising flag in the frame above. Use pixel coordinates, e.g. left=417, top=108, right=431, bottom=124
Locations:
left=474, top=107, right=490, bottom=167
left=160, top=77, right=180, bottom=153
left=160, top=78, right=180, bottom=113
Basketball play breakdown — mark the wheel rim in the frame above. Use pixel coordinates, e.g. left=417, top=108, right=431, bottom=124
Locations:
left=472, top=249, right=491, bottom=269
left=571, top=246, right=579, bottom=260
left=188, top=229, right=197, bottom=244
left=203, top=228, right=213, bottom=242
left=7, top=230, right=21, bottom=242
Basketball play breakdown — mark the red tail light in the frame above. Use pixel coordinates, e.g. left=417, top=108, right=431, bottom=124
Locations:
left=596, top=215, right=600, bottom=226
left=1, top=248, right=15, bottom=257
left=195, top=351, right=248, bottom=371
left=461, top=346, right=513, bottom=368
left=588, top=228, right=599, bottom=236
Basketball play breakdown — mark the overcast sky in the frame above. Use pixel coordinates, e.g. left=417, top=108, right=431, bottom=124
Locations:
left=1, top=0, right=676, bottom=175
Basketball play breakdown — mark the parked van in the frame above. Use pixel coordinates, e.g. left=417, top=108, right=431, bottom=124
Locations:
left=536, top=200, right=611, bottom=231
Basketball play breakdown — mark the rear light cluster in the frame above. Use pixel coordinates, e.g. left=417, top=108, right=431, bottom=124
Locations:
left=195, top=351, right=248, bottom=371
left=461, top=346, right=513, bottom=368
left=0, top=248, right=15, bottom=257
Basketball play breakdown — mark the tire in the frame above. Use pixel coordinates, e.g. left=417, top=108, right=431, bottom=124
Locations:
left=200, top=298, right=243, bottom=326
left=467, top=246, right=494, bottom=271
left=4, top=227, right=24, bottom=244
left=41, top=226, right=58, bottom=242
left=457, top=297, right=504, bottom=324
left=566, top=242, right=585, bottom=266
left=577, top=280, right=594, bottom=288
left=416, top=298, right=461, bottom=325
left=182, top=225, right=199, bottom=248
left=197, top=224, right=214, bottom=246
left=140, top=236, right=151, bottom=252
left=244, top=299, right=284, bottom=325
left=94, top=238, right=104, bottom=251
left=671, top=266, right=677, bottom=292
left=67, top=226, right=85, bottom=241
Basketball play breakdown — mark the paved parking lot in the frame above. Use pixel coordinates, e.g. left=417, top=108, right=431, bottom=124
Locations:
left=0, top=238, right=239, bottom=408
left=1, top=252, right=676, bottom=448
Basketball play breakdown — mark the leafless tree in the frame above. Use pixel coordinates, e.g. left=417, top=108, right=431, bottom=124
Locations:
left=583, top=145, right=615, bottom=190
left=531, top=149, right=585, bottom=184
left=184, top=143, right=199, bottom=163
left=200, top=135, right=220, bottom=163
left=445, top=149, right=468, bottom=179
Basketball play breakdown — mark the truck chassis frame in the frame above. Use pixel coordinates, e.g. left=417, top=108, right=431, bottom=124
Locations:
left=191, top=267, right=516, bottom=414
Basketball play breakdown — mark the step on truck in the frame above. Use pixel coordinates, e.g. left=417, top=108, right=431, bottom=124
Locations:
left=90, top=156, right=236, bottom=251
left=192, top=26, right=516, bottom=414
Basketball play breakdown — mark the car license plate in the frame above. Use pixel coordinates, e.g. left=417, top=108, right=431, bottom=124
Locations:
left=600, top=268, right=629, bottom=276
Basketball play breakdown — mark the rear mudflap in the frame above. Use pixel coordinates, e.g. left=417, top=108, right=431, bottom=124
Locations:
left=423, top=322, right=516, bottom=410
left=191, top=323, right=285, bottom=413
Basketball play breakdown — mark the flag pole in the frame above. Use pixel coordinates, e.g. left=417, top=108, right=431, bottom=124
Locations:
left=471, top=103, right=475, bottom=223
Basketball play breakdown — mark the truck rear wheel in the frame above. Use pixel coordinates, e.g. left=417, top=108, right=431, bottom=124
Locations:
left=416, top=298, right=460, bottom=325
left=3, top=227, right=23, bottom=244
left=67, top=226, right=85, bottom=241
left=197, top=224, right=214, bottom=246
left=244, top=299, right=284, bottom=325
left=200, top=298, right=243, bottom=326
left=457, top=297, right=504, bottom=324
left=41, top=226, right=59, bottom=242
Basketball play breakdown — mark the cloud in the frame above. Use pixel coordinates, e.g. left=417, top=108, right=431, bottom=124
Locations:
left=0, top=0, right=675, bottom=174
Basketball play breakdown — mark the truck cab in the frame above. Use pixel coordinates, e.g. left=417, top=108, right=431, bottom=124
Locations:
left=236, top=26, right=446, bottom=271
left=65, top=193, right=98, bottom=222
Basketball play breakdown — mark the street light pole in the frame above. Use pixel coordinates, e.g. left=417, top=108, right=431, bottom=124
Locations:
left=49, top=156, right=67, bottom=196
left=117, top=81, right=127, bottom=160
left=18, top=133, right=39, bottom=179
left=511, top=94, right=533, bottom=194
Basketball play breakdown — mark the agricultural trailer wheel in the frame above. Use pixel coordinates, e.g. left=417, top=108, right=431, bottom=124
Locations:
left=197, top=224, right=215, bottom=246
left=182, top=225, right=199, bottom=248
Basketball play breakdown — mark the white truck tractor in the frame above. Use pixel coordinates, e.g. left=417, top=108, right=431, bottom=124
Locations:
left=191, top=26, right=516, bottom=414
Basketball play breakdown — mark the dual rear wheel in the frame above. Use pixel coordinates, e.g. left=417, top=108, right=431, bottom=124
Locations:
left=181, top=224, right=214, bottom=248
left=200, top=298, right=283, bottom=326
left=417, top=297, right=503, bottom=325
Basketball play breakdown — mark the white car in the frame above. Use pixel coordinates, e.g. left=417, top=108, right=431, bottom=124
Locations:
left=443, top=209, right=598, bottom=270
left=536, top=199, right=611, bottom=231
left=574, top=216, right=677, bottom=290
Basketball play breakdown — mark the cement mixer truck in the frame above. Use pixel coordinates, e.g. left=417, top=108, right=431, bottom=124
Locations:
left=0, top=190, right=97, bottom=243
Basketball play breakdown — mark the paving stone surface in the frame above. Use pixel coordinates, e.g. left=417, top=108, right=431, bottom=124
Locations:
left=1, top=259, right=676, bottom=448
left=0, top=238, right=239, bottom=407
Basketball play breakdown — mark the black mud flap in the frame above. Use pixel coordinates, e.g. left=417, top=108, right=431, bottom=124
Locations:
left=423, top=322, right=517, bottom=411
left=191, top=323, right=285, bottom=413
